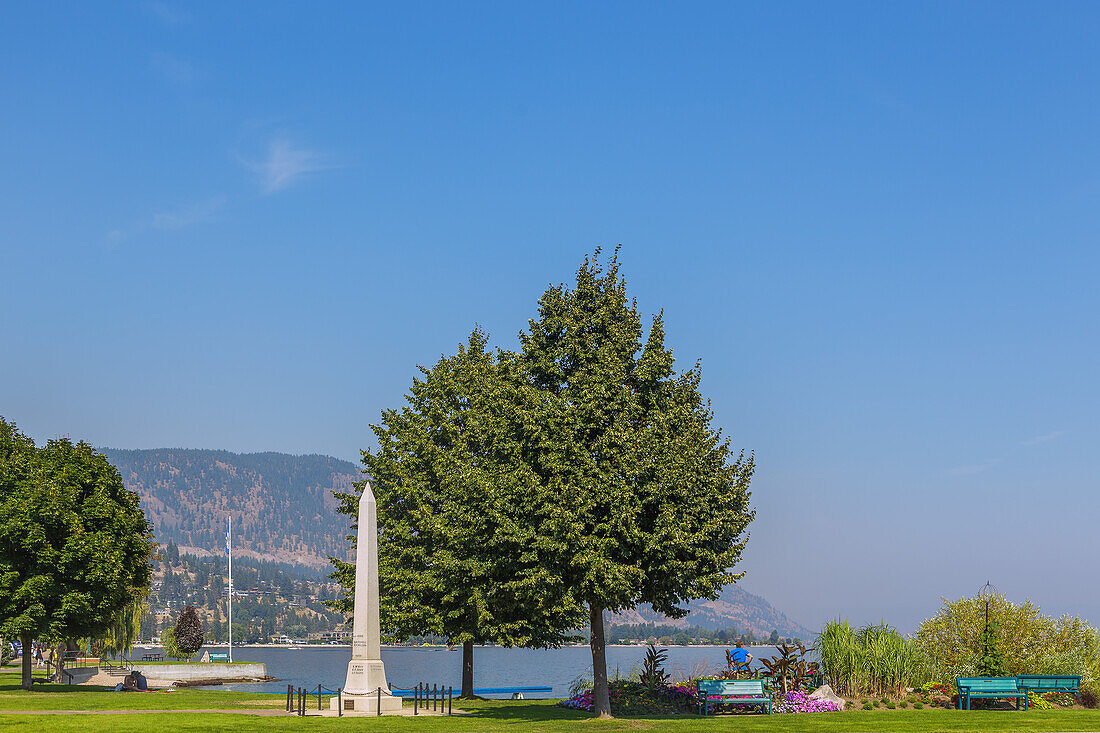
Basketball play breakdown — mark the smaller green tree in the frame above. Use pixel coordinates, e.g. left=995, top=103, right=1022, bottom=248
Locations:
left=161, top=627, right=182, bottom=660
left=174, top=606, right=204, bottom=661
left=332, top=330, right=587, bottom=697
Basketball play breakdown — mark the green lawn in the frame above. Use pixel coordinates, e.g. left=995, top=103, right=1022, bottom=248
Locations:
left=0, top=668, right=286, bottom=710
left=2, top=669, right=1100, bottom=732
left=3, top=705, right=1100, bottom=732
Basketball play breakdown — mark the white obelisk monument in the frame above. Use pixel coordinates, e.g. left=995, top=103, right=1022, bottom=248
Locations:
left=331, top=482, right=402, bottom=713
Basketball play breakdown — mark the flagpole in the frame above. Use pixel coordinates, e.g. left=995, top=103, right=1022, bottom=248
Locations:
left=227, top=515, right=233, bottom=663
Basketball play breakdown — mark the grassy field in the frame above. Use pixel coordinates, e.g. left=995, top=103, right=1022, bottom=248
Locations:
left=4, top=669, right=1100, bottom=731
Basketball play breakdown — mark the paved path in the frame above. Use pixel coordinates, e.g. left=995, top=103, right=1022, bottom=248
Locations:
left=0, top=709, right=293, bottom=715
left=0, top=708, right=459, bottom=717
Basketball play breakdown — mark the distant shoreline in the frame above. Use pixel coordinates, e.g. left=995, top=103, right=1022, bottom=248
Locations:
left=137, top=642, right=779, bottom=650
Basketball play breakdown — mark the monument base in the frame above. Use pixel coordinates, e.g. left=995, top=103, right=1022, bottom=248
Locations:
left=334, top=658, right=402, bottom=714
left=329, top=691, right=403, bottom=714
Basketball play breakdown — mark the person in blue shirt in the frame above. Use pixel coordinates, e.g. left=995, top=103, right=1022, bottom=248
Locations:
left=728, top=640, right=754, bottom=668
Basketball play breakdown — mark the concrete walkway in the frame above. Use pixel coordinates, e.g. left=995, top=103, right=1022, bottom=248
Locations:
left=0, top=709, right=294, bottom=715
left=0, top=707, right=461, bottom=717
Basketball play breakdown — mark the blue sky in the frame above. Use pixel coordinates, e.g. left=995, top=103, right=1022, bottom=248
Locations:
left=3, top=2, right=1099, bottom=632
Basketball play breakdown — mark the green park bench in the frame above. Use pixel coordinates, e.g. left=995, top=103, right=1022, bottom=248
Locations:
left=696, top=678, right=772, bottom=716
left=1016, top=675, right=1081, bottom=703
left=955, top=677, right=1028, bottom=710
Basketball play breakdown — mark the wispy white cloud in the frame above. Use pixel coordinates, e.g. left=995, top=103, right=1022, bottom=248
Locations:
left=145, top=1, right=190, bottom=25
left=151, top=52, right=195, bottom=86
left=946, top=459, right=1000, bottom=477
left=151, top=197, right=226, bottom=230
left=944, top=430, right=1067, bottom=478
left=1021, top=430, right=1066, bottom=446
left=106, top=196, right=226, bottom=246
left=246, top=138, right=330, bottom=194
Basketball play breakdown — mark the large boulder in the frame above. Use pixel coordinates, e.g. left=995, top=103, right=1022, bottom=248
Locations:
left=809, top=684, right=845, bottom=709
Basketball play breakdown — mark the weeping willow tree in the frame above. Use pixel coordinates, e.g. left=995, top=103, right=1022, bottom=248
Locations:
left=100, top=594, right=148, bottom=662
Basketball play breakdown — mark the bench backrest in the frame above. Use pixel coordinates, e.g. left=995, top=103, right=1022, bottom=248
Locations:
left=1017, top=675, right=1080, bottom=691
left=697, top=679, right=766, bottom=696
left=957, top=677, right=1019, bottom=692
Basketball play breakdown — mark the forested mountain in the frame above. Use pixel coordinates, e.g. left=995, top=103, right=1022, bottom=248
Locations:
left=100, top=448, right=360, bottom=569
left=612, top=584, right=815, bottom=639
left=147, top=542, right=344, bottom=643
left=102, top=447, right=814, bottom=638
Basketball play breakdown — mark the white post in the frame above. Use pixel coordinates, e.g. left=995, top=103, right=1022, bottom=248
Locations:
left=227, top=515, right=233, bottom=663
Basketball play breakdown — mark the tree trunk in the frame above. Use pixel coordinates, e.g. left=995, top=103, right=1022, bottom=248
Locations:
left=52, top=643, right=66, bottom=683
left=589, top=602, right=612, bottom=718
left=20, top=634, right=32, bottom=690
left=461, top=640, right=474, bottom=698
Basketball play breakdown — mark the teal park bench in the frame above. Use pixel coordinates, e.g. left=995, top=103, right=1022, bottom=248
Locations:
left=955, top=677, right=1028, bottom=710
left=696, top=678, right=772, bottom=715
left=1016, top=675, right=1081, bottom=703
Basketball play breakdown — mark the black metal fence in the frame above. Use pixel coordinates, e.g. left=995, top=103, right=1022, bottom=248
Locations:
left=284, top=683, right=453, bottom=716
left=412, top=682, right=453, bottom=715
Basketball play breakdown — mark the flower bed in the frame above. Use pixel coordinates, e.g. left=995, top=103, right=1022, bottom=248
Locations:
left=558, top=680, right=697, bottom=715
left=773, top=690, right=842, bottom=713
left=560, top=682, right=844, bottom=715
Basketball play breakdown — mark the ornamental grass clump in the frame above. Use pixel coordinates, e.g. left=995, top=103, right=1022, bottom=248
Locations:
left=817, top=619, right=929, bottom=698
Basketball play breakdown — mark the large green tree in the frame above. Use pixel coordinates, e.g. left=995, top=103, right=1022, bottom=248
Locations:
left=518, top=250, right=755, bottom=717
left=0, top=418, right=155, bottom=689
left=331, top=330, right=586, bottom=696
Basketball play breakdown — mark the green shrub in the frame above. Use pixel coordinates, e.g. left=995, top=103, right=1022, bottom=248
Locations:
left=899, top=700, right=908, bottom=708
left=916, top=593, right=1099, bottom=681
left=873, top=699, right=881, bottom=707
left=886, top=701, right=896, bottom=709
left=880, top=697, right=889, bottom=704
left=860, top=699, right=868, bottom=705
left=907, top=696, right=917, bottom=703
left=914, top=702, right=924, bottom=709
left=862, top=702, right=873, bottom=710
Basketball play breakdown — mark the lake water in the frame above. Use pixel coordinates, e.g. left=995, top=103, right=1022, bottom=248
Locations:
left=148, top=645, right=775, bottom=698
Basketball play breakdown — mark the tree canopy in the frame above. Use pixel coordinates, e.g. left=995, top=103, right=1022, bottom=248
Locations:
left=517, top=250, right=755, bottom=716
left=0, top=417, right=155, bottom=688
left=331, top=329, right=586, bottom=696
left=333, top=250, right=754, bottom=716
